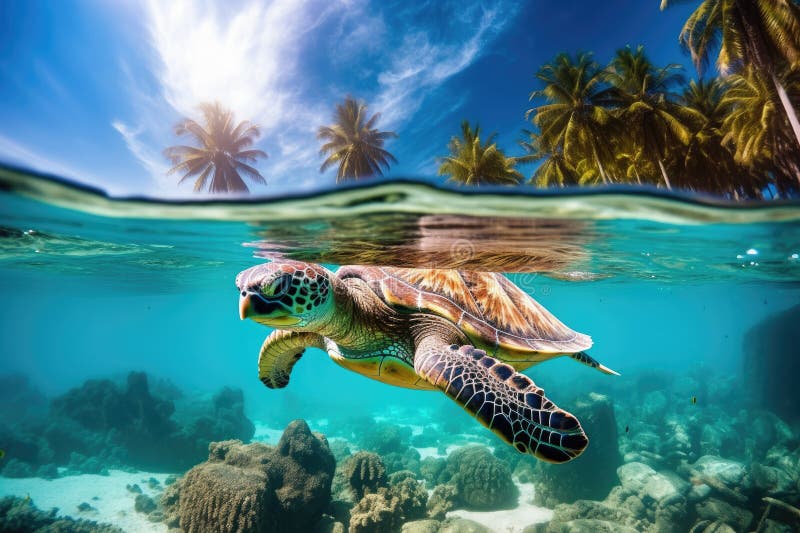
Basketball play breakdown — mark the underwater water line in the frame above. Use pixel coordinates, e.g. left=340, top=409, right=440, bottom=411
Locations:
left=1, top=163, right=800, bottom=533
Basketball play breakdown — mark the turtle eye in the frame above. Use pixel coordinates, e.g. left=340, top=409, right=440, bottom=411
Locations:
left=261, top=273, right=293, bottom=298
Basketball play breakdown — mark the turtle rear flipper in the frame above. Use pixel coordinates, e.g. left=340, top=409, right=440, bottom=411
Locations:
left=414, top=339, right=588, bottom=463
left=259, top=330, right=325, bottom=388
left=570, top=351, right=620, bottom=376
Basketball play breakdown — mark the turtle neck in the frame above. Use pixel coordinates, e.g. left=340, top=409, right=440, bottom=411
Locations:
left=316, top=275, right=402, bottom=353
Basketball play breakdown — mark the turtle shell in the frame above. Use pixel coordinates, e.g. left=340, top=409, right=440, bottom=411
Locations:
left=338, top=266, right=592, bottom=354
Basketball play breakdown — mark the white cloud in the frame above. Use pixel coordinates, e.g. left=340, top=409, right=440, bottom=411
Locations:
left=145, top=0, right=323, bottom=130
left=329, top=0, right=386, bottom=63
left=113, top=0, right=516, bottom=194
left=111, top=121, right=171, bottom=190
left=373, top=5, right=510, bottom=129
left=115, top=0, right=340, bottom=194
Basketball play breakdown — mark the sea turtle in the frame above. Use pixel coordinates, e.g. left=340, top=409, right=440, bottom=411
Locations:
left=236, top=260, right=617, bottom=463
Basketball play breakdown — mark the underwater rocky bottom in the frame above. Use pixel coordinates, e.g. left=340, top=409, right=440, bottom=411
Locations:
left=0, top=306, right=799, bottom=532
left=1, top=354, right=800, bottom=533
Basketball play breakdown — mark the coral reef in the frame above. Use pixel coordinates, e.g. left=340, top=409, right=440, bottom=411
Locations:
left=426, top=484, right=459, bottom=520
left=77, top=501, right=97, bottom=513
left=357, top=514, right=495, bottom=533
left=383, top=447, right=422, bottom=475
left=346, top=420, right=422, bottom=475
left=419, top=457, right=449, bottom=487
left=445, top=446, right=518, bottom=511
left=1, top=458, right=34, bottom=478
left=171, top=441, right=275, bottom=532
left=743, top=304, right=800, bottom=422
left=349, top=491, right=403, bottom=533
left=0, top=417, right=51, bottom=475
left=272, top=418, right=337, bottom=521
left=0, top=375, right=47, bottom=425
left=410, top=427, right=441, bottom=449
left=3, top=364, right=800, bottom=533
left=163, top=419, right=335, bottom=533
left=535, top=449, right=800, bottom=532
left=173, top=386, right=256, bottom=465
left=328, top=439, right=352, bottom=463
left=402, top=519, right=442, bottom=533
left=536, top=470, right=681, bottom=532
left=160, top=479, right=182, bottom=529
left=134, top=494, right=157, bottom=515
left=532, top=392, right=622, bottom=506
left=358, top=422, right=411, bottom=455
left=438, top=517, right=495, bottom=532
left=344, top=451, right=388, bottom=500
left=314, top=515, right=347, bottom=533
left=51, top=372, right=175, bottom=435
left=522, top=362, right=800, bottom=533
left=389, top=474, right=428, bottom=521
left=0, top=371, right=255, bottom=476
left=0, top=496, right=122, bottom=532
left=347, top=472, right=429, bottom=532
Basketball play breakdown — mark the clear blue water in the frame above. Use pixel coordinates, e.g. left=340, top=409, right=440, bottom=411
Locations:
left=1, top=167, right=800, bottom=531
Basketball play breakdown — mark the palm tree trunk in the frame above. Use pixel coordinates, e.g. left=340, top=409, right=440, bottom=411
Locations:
left=771, top=74, right=800, bottom=180
left=734, top=0, right=800, bottom=182
left=597, top=159, right=609, bottom=184
left=657, top=159, right=672, bottom=189
left=593, top=148, right=609, bottom=184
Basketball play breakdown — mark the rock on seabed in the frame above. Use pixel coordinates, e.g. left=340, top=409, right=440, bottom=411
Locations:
left=163, top=419, right=335, bottom=533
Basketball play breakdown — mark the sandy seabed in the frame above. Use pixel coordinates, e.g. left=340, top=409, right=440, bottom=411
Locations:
left=0, top=470, right=553, bottom=533
left=0, top=470, right=170, bottom=533
left=0, top=420, right=555, bottom=533
left=448, top=482, right=553, bottom=532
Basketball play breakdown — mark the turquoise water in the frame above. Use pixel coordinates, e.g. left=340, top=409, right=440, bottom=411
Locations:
left=1, top=166, right=800, bottom=531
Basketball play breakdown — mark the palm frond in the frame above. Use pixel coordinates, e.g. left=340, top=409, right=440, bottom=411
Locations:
left=317, top=96, right=397, bottom=180
left=164, top=102, right=268, bottom=193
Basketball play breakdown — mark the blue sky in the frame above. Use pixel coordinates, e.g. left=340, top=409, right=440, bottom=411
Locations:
left=0, top=0, right=696, bottom=198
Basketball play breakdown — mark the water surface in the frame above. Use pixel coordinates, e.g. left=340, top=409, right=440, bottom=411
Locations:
left=1, top=165, right=799, bottom=532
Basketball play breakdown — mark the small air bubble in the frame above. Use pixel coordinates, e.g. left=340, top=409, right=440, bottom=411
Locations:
left=790, top=253, right=799, bottom=260
left=736, top=255, right=744, bottom=259
left=746, top=248, right=758, bottom=256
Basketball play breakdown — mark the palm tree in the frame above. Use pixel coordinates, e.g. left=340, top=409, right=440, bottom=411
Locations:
left=668, top=77, right=764, bottom=196
left=520, top=129, right=579, bottom=187
left=721, top=66, right=800, bottom=194
left=525, top=53, right=618, bottom=184
left=318, top=96, right=397, bottom=182
left=614, top=146, right=652, bottom=185
left=675, top=78, right=737, bottom=193
left=164, top=102, right=267, bottom=194
left=660, top=0, right=800, bottom=150
left=604, top=45, right=699, bottom=189
left=438, top=121, right=526, bottom=186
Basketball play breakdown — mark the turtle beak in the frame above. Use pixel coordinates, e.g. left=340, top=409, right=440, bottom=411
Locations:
left=238, top=291, right=302, bottom=326
left=239, top=293, right=253, bottom=320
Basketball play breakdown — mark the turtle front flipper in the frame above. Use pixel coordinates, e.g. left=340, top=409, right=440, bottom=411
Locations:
left=259, top=330, right=325, bottom=389
left=414, top=338, right=588, bottom=463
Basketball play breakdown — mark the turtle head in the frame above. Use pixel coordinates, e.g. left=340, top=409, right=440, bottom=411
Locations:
left=236, top=261, right=334, bottom=330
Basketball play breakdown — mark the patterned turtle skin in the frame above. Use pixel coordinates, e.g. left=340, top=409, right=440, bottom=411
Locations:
left=236, top=260, right=617, bottom=463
